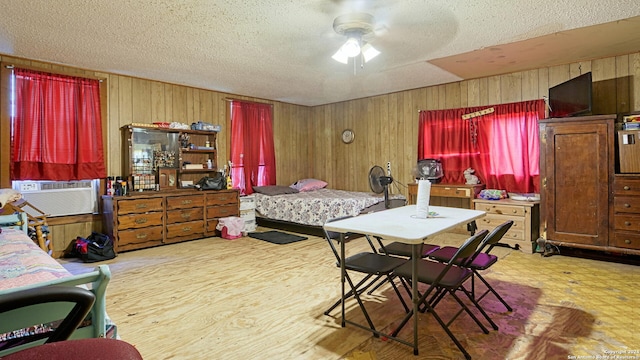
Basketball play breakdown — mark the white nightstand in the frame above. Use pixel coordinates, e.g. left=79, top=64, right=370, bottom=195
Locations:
left=239, top=195, right=257, bottom=233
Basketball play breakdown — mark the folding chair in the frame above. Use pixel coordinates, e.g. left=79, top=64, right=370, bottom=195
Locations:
left=365, top=241, right=441, bottom=295
left=428, top=220, right=514, bottom=315
left=323, top=216, right=410, bottom=334
left=391, top=229, right=490, bottom=360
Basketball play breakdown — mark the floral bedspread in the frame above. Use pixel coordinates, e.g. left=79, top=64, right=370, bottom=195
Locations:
left=0, top=228, right=70, bottom=290
left=254, top=188, right=406, bottom=226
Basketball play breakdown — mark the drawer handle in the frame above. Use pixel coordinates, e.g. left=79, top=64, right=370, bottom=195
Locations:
left=624, top=186, right=631, bottom=190
left=135, top=204, right=148, bottom=209
left=135, top=218, right=148, bottom=224
left=625, top=239, right=632, bottom=244
left=181, top=213, right=192, bottom=218
left=625, top=221, right=632, bottom=226
left=182, top=226, right=192, bottom=232
left=136, top=233, right=148, bottom=239
left=181, top=200, right=193, bottom=205
left=485, top=207, right=490, bottom=211
left=624, top=203, right=631, bottom=208
left=512, top=209, right=517, bottom=213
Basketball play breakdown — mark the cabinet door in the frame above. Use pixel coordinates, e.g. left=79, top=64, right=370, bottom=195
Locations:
left=543, top=122, right=610, bottom=246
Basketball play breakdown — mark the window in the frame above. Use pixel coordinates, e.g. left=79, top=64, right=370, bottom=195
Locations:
left=418, top=100, right=545, bottom=193
left=1, top=66, right=107, bottom=216
left=10, top=67, right=106, bottom=181
left=229, top=100, right=276, bottom=195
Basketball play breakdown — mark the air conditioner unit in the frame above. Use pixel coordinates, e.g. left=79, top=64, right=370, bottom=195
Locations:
left=12, top=181, right=98, bottom=217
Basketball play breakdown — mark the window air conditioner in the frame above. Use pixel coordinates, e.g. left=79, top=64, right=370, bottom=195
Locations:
left=12, top=180, right=98, bottom=217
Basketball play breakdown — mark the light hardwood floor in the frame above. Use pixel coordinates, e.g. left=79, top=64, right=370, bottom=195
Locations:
left=62, top=228, right=640, bottom=360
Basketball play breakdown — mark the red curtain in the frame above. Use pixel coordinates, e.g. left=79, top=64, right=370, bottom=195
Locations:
left=230, top=101, right=276, bottom=195
left=418, top=99, right=545, bottom=193
left=11, top=68, right=106, bottom=180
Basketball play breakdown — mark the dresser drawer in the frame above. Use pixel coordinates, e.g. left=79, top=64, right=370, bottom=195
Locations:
left=611, top=231, right=640, bottom=250
left=475, top=202, right=526, bottom=216
left=206, top=191, right=238, bottom=206
left=614, top=214, right=640, bottom=231
left=118, top=226, right=164, bottom=246
left=207, top=204, right=238, bottom=218
left=117, top=212, right=164, bottom=230
left=613, top=196, right=640, bottom=214
left=431, top=186, right=473, bottom=198
left=117, top=197, right=164, bottom=214
left=166, top=220, right=204, bottom=238
left=477, top=220, right=525, bottom=241
left=477, top=214, right=524, bottom=230
left=166, top=195, right=204, bottom=210
left=166, top=208, right=204, bottom=223
left=613, top=178, right=640, bottom=196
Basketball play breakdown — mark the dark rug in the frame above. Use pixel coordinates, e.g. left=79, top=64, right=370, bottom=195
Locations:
left=248, top=230, right=308, bottom=245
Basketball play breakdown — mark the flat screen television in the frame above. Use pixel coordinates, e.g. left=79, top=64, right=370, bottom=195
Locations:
left=549, top=72, right=592, bottom=118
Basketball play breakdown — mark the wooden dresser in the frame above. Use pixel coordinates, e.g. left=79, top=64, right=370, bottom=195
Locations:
left=103, top=189, right=239, bottom=252
left=408, top=183, right=484, bottom=209
left=473, top=198, right=540, bottom=253
left=611, top=175, right=640, bottom=252
left=539, top=114, right=640, bottom=255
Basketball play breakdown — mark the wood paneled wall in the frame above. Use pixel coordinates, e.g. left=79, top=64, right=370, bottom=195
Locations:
left=1, top=51, right=639, bottom=255
left=0, top=54, right=311, bottom=254
left=308, top=52, right=640, bottom=196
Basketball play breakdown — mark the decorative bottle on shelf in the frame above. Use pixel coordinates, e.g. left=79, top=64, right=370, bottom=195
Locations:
left=207, top=159, right=213, bottom=169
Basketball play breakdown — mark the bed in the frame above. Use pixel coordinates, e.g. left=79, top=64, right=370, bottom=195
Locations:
left=0, top=226, right=116, bottom=356
left=253, top=187, right=406, bottom=235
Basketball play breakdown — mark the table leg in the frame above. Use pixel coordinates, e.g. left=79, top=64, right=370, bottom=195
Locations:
left=340, top=233, right=346, bottom=327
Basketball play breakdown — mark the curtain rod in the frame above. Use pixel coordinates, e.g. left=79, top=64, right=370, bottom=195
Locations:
left=224, top=97, right=273, bottom=107
left=3, top=64, right=104, bottom=82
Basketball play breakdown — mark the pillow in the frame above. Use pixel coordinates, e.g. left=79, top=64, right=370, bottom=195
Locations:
left=290, top=178, right=328, bottom=192
left=252, top=185, right=299, bottom=196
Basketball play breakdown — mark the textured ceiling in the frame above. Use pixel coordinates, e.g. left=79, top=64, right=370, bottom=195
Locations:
left=1, top=1, right=640, bottom=106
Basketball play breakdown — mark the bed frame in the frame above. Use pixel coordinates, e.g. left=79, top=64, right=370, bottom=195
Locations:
left=256, top=197, right=407, bottom=237
left=0, top=220, right=113, bottom=356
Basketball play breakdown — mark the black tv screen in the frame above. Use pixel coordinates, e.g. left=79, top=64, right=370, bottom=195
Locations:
left=549, top=72, right=592, bottom=118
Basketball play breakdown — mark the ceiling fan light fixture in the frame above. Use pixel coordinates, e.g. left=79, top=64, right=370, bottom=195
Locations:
left=331, top=49, right=349, bottom=64
left=361, top=43, right=380, bottom=62
left=331, top=12, right=380, bottom=66
left=341, top=37, right=361, bottom=57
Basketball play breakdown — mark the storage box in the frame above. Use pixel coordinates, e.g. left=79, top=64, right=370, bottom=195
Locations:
left=239, top=195, right=256, bottom=210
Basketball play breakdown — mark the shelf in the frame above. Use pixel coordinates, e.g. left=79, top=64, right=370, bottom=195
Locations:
left=181, top=149, right=216, bottom=153
left=180, top=169, right=218, bottom=173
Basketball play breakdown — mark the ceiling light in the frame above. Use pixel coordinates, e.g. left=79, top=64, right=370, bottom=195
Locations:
left=331, top=13, right=380, bottom=66
left=341, top=37, right=361, bottom=57
left=361, top=43, right=380, bottom=62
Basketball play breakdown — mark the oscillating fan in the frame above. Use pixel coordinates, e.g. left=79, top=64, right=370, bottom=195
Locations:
left=368, top=163, right=393, bottom=209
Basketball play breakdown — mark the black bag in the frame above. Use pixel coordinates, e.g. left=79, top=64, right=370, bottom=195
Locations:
left=74, top=232, right=116, bottom=263
left=196, top=174, right=226, bottom=190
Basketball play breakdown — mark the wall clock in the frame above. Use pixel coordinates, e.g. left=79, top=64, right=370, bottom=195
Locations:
left=341, top=129, right=355, bottom=144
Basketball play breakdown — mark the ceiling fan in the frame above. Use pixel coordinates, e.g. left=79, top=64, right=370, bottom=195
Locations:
left=331, top=12, right=380, bottom=66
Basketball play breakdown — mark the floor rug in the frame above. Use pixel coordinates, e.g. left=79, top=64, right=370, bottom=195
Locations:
left=248, top=230, right=308, bottom=245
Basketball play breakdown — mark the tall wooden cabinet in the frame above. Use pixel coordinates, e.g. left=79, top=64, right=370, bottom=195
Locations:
left=539, top=115, right=615, bottom=249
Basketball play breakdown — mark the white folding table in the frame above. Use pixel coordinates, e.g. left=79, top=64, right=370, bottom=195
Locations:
left=323, top=205, right=486, bottom=355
